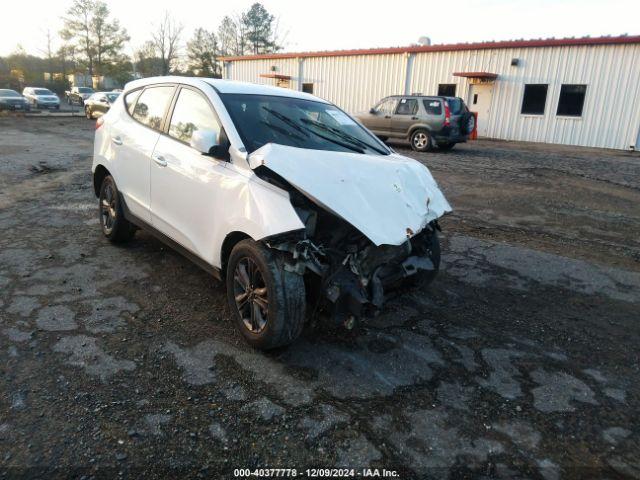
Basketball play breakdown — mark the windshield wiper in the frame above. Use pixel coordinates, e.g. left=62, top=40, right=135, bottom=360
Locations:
left=300, top=118, right=388, bottom=155
left=259, top=120, right=307, bottom=143
left=262, top=107, right=309, bottom=137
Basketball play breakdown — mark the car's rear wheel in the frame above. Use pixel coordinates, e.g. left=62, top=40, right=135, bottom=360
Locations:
left=227, top=239, right=306, bottom=350
left=410, top=129, right=433, bottom=152
left=99, top=175, right=135, bottom=243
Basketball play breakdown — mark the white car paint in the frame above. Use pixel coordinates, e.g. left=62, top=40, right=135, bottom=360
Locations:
left=93, top=76, right=450, bottom=270
left=248, top=143, right=451, bottom=246
left=22, top=87, right=60, bottom=107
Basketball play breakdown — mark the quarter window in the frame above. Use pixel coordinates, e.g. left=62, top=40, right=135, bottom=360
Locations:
left=521, top=84, right=548, bottom=115
left=557, top=84, right=587, bottom=117
left=396, top=98, right=418, bottom=115
left=132, top=86, right=175, bottom=130
left=423, top=99, right=443, bottom=115
left=124, top=89, right=142, bottom=115
left=168, top=88, right=220, bottom=144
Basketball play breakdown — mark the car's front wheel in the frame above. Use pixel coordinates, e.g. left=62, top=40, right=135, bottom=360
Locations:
left=227, top=239, right=306, bottom=350
left=98, top=175, right=136, bottom=243
left=410, top=129, right=433, bottom=152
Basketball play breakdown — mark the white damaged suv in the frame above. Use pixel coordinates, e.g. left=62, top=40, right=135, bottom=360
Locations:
left=92, top=77, right=451, bottom=349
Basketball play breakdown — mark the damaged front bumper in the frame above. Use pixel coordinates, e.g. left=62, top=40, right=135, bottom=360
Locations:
left=267, top=222, right=441, bottom=326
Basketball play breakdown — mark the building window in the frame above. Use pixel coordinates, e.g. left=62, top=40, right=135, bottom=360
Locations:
left=438, top=84, right=456, bottom=97
left=557, top=84, right=587, bottom=117
left=302, top=83, right=314, bottom=94
left=521, top=84, right=548, bottom=115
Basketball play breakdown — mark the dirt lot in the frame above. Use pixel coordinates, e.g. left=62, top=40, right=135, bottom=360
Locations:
left=1, top=116, right=639, bottom=479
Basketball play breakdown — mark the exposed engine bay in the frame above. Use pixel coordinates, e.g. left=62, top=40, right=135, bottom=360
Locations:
left=256, top=165, right=442, bottom=326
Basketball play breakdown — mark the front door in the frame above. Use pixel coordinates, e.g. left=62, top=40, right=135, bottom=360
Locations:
left=150, top=86, right=227, bottom=259
left=469, top=83, right=493, bottom=137
left=362, top=97, right=398, bottom=136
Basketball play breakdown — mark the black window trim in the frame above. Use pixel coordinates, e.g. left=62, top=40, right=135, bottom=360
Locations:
left=520, top=83, right=549, bottom=116
left=556, top=84, right=587, bottom=118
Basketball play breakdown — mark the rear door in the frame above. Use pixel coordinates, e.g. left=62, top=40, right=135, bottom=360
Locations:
left=390, top=97, right=419, bottom=136
left=150, top=85, right=230, bottom=260
left=110, top=85, right=175, bottom=223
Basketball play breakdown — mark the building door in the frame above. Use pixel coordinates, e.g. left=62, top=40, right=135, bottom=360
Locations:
left=469, top=84, right=493, bottom=137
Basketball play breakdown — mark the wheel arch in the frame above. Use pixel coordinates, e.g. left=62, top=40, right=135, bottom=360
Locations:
left=220, top=231, right=252, bottom=274
left=93, top=164, right=111, bottom=197
left=408, top=124, right=434, bottom=138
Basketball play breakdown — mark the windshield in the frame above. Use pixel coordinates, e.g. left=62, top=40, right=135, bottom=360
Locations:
left=220, top=94, right=389, bottom=155
left=105, top=92, right=120, bottom=102
left=35, top=89, right=54, bottom=95
left=78, top=87, right=94, bottom=93
left=0, top=89, right=21, bottom=97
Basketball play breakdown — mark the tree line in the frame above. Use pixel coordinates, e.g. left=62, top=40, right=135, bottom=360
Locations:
left=0, top=0, right=283, bottom=91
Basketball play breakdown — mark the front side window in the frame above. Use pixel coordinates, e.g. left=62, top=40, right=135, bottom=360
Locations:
left=557, top=84, right=587, bottom=117
left=221, top=94, right=389, bottom=155
left=132, top=86, right=175, bottom=130
left=396, top=98, right=418, bottom=115
left=521, top=84, right=548, bottom=115
left=169, top=88, right=220, bottom=144
left=374, top=97, right=399, bottom=115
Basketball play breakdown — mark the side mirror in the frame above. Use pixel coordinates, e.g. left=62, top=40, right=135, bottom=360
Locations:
left=369, top=108, right=377, bottom=114
left=190, top=129, right=219, bottom=154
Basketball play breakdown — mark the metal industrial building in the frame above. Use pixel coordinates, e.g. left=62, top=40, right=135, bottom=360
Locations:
left=221, top=35, right=640, bottom=150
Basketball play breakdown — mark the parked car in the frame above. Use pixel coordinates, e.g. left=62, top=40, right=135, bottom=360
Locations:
left=92, top=77, right=451, bottom=349
left=0, top=89, right=31, bottom=111
left=356, top=95, right=475, bottom=151
left=65, top=86, right=95, bottom=105
left=84, top=92, right=120, bottom=119
left=22, top=87, right=60, bottom=110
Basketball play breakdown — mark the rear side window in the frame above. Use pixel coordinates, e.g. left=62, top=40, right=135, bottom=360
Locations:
left=132, top=86, right=175, bottom=130
left=396, top=98, right=418, bottom=115
left=168, top=88, right=220, bottom=144
left=124, top=89, right=142, bottom=115
left=423, top=99, right=443, bottom=115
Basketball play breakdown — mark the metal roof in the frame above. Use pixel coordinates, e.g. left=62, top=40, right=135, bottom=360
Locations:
left=220, top=35, right=640, bottom=62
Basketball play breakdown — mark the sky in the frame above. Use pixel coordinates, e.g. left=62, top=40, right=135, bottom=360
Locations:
left=2, top=0, right=639, bottom=57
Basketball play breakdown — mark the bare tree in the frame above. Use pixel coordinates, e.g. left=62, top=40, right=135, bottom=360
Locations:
left=151, top=12, right=183, bottom=75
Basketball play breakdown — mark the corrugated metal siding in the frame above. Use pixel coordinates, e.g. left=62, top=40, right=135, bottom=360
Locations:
left=224, top=44, right=640, bottom=150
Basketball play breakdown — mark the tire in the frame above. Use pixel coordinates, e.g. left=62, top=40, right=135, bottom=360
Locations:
left=461, top=112, right=475, bottom=134
left=437, top=142, right=455, bottom=151
left=410, top=129, right=433, bottom=152
left=226, top=239, right=306, bottom=350
left=85, top=106, right=93, bottom=119
left=405, top=230, right=441, bottom=288
left=377, top=136, right=389, bottom=142
left=98, top=175, right=136, bottom=243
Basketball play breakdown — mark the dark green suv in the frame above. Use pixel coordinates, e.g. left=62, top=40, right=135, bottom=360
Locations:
left=356, top=95, right=475, bottom=152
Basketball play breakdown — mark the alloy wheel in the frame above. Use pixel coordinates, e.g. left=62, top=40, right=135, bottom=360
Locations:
left=100, top=182, right=117, bottom=234
left=233, top=257, right=269, bottom=334
left=413, top=132, right=429, bottom=149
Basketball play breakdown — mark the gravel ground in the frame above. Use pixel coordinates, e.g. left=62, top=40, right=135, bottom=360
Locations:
left=1, top=116, right=639, bottom=479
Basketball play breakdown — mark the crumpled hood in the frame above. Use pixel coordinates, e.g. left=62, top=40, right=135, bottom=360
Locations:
left=248, top=143, right=452, bottom=246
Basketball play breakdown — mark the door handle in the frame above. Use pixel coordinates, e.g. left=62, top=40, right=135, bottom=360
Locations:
left=152, top=154, right=167, bottom=167
left=111, top=136, right=123, bottom=145
left=384, top=115, right=391, bottom=119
